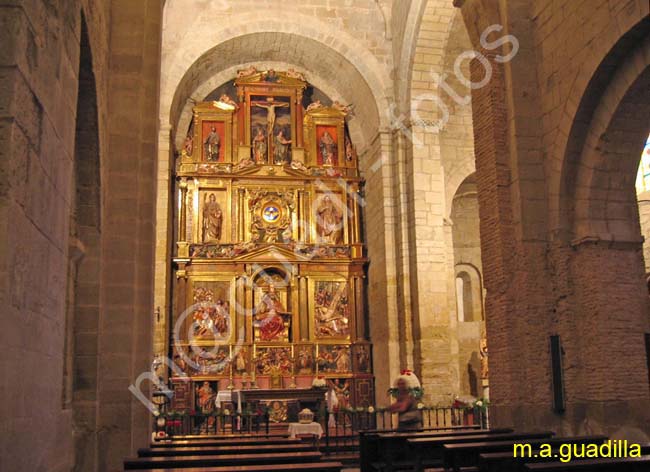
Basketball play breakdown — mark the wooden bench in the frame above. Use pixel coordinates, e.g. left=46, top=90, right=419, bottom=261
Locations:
left=442, top=435, right=607, bottom=471
left=150, top=437, right=302, bottom=448
left=359, top=428, right=513, bottom=472
left=138, top=442, right=315, bottom=457
left=139, top=462, right=345, bottom=472
left=524, top=455, right=650, bottom=471
left=406, top=432, right=555, bottom=472
left=123, top=451, right=322, bottom=470
left=162, top=433, right=289, bottom=440
left=480, top=442, right=650, bottom=472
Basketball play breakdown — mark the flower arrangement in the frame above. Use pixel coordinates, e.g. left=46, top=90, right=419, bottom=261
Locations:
left=387, top=369, right=424, bottom=398
left=472, top=398, right=489, bottom=412
left=311, top=376, right=327, bottom=389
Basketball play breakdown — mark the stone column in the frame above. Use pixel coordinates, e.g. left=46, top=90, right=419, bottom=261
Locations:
left=97, top=2, right=164, bottom=471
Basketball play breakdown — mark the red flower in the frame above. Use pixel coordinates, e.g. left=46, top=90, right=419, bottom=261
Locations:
left=401, top=369, right=412, bottom=375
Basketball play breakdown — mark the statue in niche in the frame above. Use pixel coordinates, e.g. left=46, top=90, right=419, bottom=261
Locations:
left=204, top=126, right=221, bottom=161
left=255, top=284, right=290, bottom=342
left=253, top=127, right=267, bottom=163
left=345, top=135, right=356, bottom=162
left=202, top=193, right=223, bottom=242
left=316, top=195, right=343, bottom=244
left=296, top=346, right=313, bottom=374
left=356, top=345, right=370, bottom=372
left=234, top=347, right=248, bottom=374
left=479, top=338, right=488, bottom=379
left=335, top=346, right=351, bottom=372
left=319, top=130, right=337, bottom=165
left=183, top=133, right=193, bottom=156
left=196, top=381, right=217, bottom=414
left=274, top=129, right=292, bottom=164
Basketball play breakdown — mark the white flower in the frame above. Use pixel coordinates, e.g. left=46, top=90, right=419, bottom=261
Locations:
left=367, top=406, right=375, bottom=413
left=417, top=402, right=424, bottom=410
left=476, top=400, right=483, bottom=407
left=223, top=409, right=231, bottom=415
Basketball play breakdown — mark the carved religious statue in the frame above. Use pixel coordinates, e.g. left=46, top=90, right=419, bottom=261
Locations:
left=253, top=127, right=267, bottom=163
left=202, top=193, right=223, bottom=242
left=274, top=130, right=292, bottom=164
left=479, top=338, right=488, bottom=379
left=255, top=284, right=290, bottom=341
left=319, top=130, right=337, bottom=165
left=252, top=97, right=289, bottom=139
left=196, top=381, right=216, bottom=414
left=316, top=195, right=343, bottom=244
left=204, top=126, right=221, bottom=161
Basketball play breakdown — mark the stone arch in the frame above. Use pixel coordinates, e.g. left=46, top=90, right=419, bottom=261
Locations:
left=161, top=11, right=391, bottom=152
left=561, top=31, right=650, bottom=242
left=552, top=17, right=650, bottom=233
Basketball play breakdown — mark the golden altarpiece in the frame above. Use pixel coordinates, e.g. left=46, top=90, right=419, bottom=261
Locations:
left=168, top=69, right=373, bottom=421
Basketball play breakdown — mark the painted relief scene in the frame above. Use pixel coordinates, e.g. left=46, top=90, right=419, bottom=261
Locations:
left=190, top=283, right=231, bottom=343
left=317, top=344, right=351, bottom=373
left=314, top=281, right=351, bottom=338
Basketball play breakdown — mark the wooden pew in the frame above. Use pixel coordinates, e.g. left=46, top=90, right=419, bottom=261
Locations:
left=442, top=435, right=607, bottom=471
left=406, top=431, right=555, bottom=472
left=359, top=428, right=513, bottom=472
left=140, top=463, right=345, bottom=472
left=138, top=442, right=315, bottom=457
left=480, top=442, right=650, bottom=472
left=123, top=451, right=323, bottom=470
left=524, top=455, right=650, bottom=471
left=150, top=437, right=301, bottom=448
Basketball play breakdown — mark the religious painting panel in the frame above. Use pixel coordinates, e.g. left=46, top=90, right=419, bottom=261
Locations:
left=188, top=345, right=231, bottom=377
left=253, top=346, right=294, bottom=383
left=250, top=95, right=292, bottom=165
left=312, top=191, right=347, bottom=245
left=311, top=279, right=351, bottom=340
left=294, top=344, right=315, bottom=374
left=185, top=278, right=235, bottom=345
left=196, top=188, right=230, bottom=244
left=316, top=344, right=351, bottom=374
left=253, top=270, right=292, bottom=342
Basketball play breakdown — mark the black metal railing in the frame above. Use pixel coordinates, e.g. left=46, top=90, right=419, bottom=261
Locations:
left=154, top=411, right=270, bottom=438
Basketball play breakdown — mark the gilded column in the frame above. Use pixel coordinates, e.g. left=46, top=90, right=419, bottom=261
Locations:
left=178, top=178, right=188, bottom=242
left=351, top=184, right=361, bottom=244
left=299, top=275, right=309, bottom=341
left=238, top=188, right=246, bottom=241
left=354, top=275, right=366, bottom=341
left=296, top=90, right=304, bottom=147
left=235, top=275, right=247, bottom=343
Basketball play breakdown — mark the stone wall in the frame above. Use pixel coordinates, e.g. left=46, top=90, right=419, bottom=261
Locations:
left=0, top=1, right=162, bottom=471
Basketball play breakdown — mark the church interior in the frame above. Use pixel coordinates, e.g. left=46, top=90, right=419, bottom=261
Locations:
left=1, top=1, right=650, bottom=471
